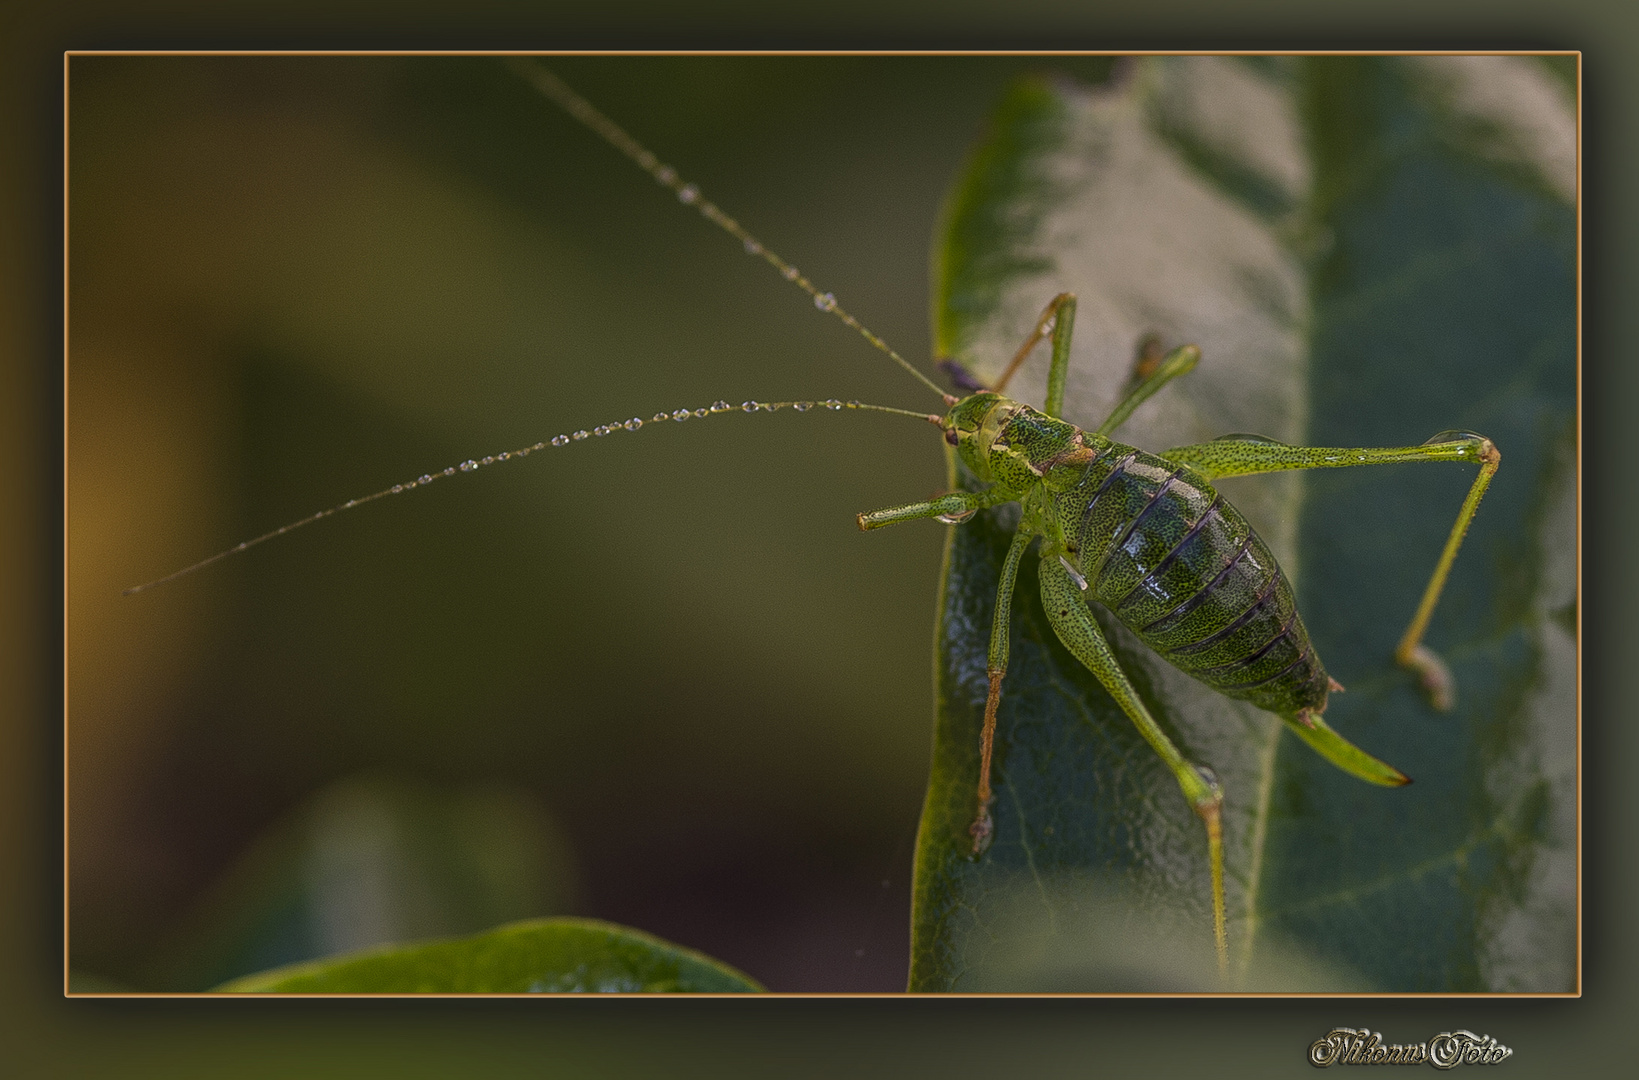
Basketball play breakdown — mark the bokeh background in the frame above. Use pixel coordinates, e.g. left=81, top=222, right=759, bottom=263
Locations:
left=67, top=54, right=1130, bottom=992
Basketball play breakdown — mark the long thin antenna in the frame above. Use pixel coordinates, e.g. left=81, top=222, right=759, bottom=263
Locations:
left=125, top=398, right=941, bottom=595
left=510, top=59, right=952, bottom=404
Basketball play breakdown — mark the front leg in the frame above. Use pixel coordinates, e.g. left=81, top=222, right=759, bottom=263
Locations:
left=856, top=488, right=998, bottom=531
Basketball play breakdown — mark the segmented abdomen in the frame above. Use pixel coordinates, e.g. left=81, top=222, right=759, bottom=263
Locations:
left=1056, top=445, right=1330, bottom=717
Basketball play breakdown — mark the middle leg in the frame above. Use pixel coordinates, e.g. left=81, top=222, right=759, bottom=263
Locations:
left=968, top=527, right=1035, bottom=855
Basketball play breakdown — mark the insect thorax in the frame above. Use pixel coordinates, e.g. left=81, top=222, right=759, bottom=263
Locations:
left=944, top=393, right=1104, bottom=495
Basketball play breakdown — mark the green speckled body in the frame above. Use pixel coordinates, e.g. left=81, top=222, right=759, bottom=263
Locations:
left=944, top=392, right=1330, bottom=718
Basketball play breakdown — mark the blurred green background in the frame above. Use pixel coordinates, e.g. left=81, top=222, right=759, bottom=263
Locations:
left=67, top=54, right=1127, bottom=992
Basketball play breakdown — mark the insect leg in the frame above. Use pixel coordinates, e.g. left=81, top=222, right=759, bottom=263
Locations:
left=856, top=489, right=998, bottom=531
left=1038, top=551, right=1228, bottom=975
left=968, top=528, right=1035, bottom=856
left=1094, top=343, right=1202, bottom=438
left=1163, top=432, right=1501, bottom=710
left=1392, top=446, right=1502, bottom=710
left=987, top=298, right=1199, bottom=429
left=991, top=293, right=1077, bottom=414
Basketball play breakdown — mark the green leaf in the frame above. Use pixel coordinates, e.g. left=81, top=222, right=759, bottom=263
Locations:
left=912, top=57, right=1575, bottom=992
left=215, top=917, right=764, bottom=992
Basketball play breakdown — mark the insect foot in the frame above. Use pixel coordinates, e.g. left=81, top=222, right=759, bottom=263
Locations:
left=968, top=668, right=1006, bottom=858
left=968, top=797, right=995, bottom=857
left=1402, top=643, right=1456, bottom=712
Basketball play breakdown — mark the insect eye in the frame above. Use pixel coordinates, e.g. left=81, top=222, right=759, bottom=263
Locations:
left=944, top=427, right=960, bottom=446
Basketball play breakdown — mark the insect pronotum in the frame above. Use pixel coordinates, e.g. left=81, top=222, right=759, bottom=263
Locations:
left=115, top=57, right=1502, bottom=981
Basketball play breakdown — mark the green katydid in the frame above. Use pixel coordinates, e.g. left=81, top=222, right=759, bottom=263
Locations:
left=122, top=61, right=1502, bottom=981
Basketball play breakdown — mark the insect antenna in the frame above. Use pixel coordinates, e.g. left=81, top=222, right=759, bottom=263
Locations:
left=510, top=59, right=955, bottom=406
left=124, top=397, right=942, bottom=596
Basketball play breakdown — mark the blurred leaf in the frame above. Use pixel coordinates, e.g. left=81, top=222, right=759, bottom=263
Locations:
left=911, top=57, right=1575, bottom=991
left=150, top=774, right=581, bottom=991
left=216, top=917, right=763, bottom=992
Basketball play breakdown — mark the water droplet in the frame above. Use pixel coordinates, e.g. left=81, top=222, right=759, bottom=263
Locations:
left=593, top=426, right=609, bottom=436
left=794, top=401, right=812, bottom=412
left=710, top=400, right=731, bottom=413
left=742, top=401, right=759, bottom=412
left=692, top=408, right=709, bottom=418
left=344, top=499, right=358, bottom=508
left=482, top=456, right=495, bottom=465
left=653, top=413, right=669, bottom=423
left=498, top=452, right=511, bottom=460
left=655, top=165, right=677, bottom=185
left=782, top=265, right=800, bottom=281
left=743, top=239, right=762, bottom=255
left=551, top=435, right=568, bottom=447
left=572, top=430, right=589, bottom=441
left=677, top=183, right=700, bottom=205
left=936, top=508, right=978, bottom=525
left=624, top=418, right=643, bottom=431
left=1424, top=429, right=1484, bottom=446
left=459, top=460, right=476, bottom=472
left=824, top=399, right=842, bottom=410
left=391, top=484, right=404, bottom=493
left=673, top=409, right=690, bottom=421
left=814, top=292, right=837, bottom=312
left=419, top=474, right=433, bottom=484
left=443, top=466, right=457, bottom=476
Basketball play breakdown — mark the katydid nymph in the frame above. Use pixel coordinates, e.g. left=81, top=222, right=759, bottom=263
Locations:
left=121, top=59, right=1503, bottom=980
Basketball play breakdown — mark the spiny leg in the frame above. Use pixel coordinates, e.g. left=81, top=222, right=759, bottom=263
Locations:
left=992, top=293, right=1077, bottom=418
left=1163, top=431, right=1501, bottom=710
left=1391, top=442, right=1502, bottom=709
left=969, top=528, right=1036, bottom=855
left=1038, top=552, right=1228, bottom=976
left=1095, top=342, right=1202, bottom=438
